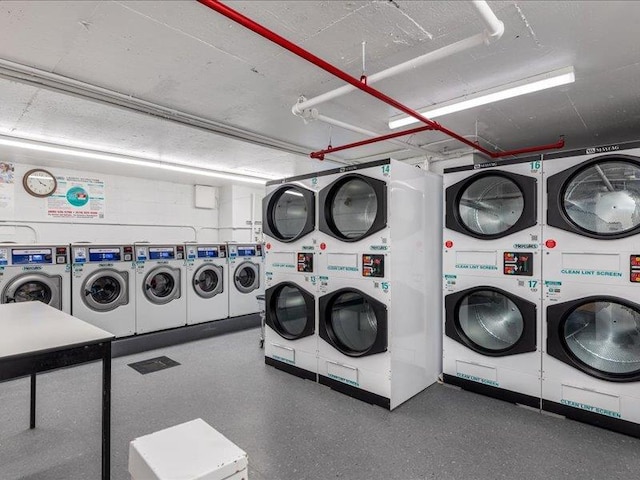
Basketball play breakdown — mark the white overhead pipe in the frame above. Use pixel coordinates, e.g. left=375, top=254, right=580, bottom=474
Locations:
left=291, top=1, right=504, bottom=116
left=300, top=108, right=433, bottom=156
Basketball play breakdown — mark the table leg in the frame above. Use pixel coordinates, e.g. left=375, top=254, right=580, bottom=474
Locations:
left=30, top=373, right=36, bottom=429
left=102, top=342, right=111, bottom=480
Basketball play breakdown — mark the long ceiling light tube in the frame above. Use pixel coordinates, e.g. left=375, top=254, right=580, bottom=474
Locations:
left=198, top=0, right=564, bottom=159
left=389, top=66, right=575, bottom=129
left=0, top=135, right=269, bottom=185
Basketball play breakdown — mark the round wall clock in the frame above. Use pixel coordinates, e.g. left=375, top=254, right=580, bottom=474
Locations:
left=23, top=168, right=57, bottom=198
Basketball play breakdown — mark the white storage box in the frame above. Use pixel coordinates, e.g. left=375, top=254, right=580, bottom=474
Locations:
left=129, top=418, right=248, bottom=480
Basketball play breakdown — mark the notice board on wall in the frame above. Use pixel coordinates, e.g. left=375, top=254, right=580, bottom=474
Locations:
left=0, top=161, right=15, bottom=218
left=47, top=175, right=105, bottom=219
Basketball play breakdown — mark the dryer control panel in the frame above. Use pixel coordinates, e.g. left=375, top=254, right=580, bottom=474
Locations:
left=503, top=252, right=533, bottom=276
left=297, top=252, right=313, bottom=272
left=362, top=254, right=385, bottom=278
left=631, top=255, right=640, bottom=283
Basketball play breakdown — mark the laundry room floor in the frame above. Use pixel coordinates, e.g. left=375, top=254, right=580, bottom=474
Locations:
left=1, top=327, right=639, bottom=480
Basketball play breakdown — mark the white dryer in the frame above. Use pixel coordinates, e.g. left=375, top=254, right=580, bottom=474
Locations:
left=184, top=243, right=229, bottom=324
left=541, top=141, right=640, bottom=436
left=0, top=244, right=70, bottom=313
left=442, top=156, right=543, bottom=408
left=71, top=244, right=136, bottom=337
left=314, top=159, right=442, bottom=409
left=264, top=271, right=317, bottom=381
left=228, top=243, right=264, bottom=317
left=134, top=243, right=186, bottom=334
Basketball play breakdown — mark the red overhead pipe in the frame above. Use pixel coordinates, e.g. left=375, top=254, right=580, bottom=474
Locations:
left=198, top=0, right=564, bottom=159
left=310, top=125, right=434, bottom=160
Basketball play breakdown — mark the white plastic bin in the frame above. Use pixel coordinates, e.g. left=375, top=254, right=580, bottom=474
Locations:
left=129, top=418, right=248, bottom=480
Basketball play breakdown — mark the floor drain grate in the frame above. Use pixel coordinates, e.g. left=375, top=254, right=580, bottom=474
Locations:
left=128, top=356, right=181, bottom=375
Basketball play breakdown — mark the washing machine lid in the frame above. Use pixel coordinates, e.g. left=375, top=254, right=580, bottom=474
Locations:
left=263, top=184, right=315, bottom=243
left=445, top=286, right=537, bottom=356
left=143, top=266, right=181, bottom=305
left=82, top=269, right=128, bottom=312
left=2, top=273, right=62, bottom=310
left=265, top=282, right=314, bottom=340
left=547, top=154, right=640, bottom=239
left=547, top=295, right=640, bottom=382
left=445, top=171, right=537, bottom=240
left=234, top=261, right=260, bottom=294
left=318, top=288, right=387, bottom=357
left=192, top=264, right=224, bottom=299
left=318, top=173, right=387, bottom=242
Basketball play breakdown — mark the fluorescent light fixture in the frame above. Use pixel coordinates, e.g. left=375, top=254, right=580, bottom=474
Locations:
left=389, top=66, right=575, bottom=129
left=0, top=135, right=269, bottom=185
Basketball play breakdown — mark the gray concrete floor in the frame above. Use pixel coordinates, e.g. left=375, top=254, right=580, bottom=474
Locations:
left=1, top=327, right=639, bottom=480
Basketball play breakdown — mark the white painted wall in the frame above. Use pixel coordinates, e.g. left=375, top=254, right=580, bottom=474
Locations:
left=1, top=161, right=221, bottom=244
left=218, top=184, right=265, bottom=243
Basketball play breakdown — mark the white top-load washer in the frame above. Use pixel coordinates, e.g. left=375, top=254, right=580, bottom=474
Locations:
left=442, top=156, right=543, bottom=408
left=313, top=159, right=442, bottom=410
left=541, top=141, right=640, bottom=437
left=0, top=244, right=70, bottom=313
left=227, top=243, right=264, bottom=317
left=184, top=243, right=229, bottom=325
left=70, top=244, right=136, bottom=337
left=134, top=243, right=187, bottom=334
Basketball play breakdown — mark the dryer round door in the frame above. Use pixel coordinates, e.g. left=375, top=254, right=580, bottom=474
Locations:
left=318, top=288, right=387, bottom=357
left=82, top=269, right=128, bottom=312
left=263, top=185, right=315, bottom=243
left=547, top=155, right=640, bottom=239
left=193, top=264, right=223, bottom=299
left=445, top=171, right=537, bottom=239
left=2, top=273, right=62, bottom=310
left=234, top=262, right=260, bottom=294
left=319, top=173, right=387, bottom=242
left=547, top=296, right=640, bottom=381
left=143, top=267, right=180, bottom=305
left=265, top=282, right=315, bottom=340
left=445, top=287, right=537, bottom=356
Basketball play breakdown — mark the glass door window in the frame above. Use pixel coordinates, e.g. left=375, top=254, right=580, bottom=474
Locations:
left=563, top=300, right=640, bottom=376
left=458, top=176, right=524, bottom=236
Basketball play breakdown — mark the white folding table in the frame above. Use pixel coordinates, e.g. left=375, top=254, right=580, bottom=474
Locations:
left=0, top=302, right=114, bottom=479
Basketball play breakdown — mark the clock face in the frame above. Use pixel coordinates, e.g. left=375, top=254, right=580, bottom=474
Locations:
left=23, top=169, right=57, bottom=197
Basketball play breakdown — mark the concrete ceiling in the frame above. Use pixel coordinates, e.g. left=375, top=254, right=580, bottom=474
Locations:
left=1, top=0, right=639, bottom=182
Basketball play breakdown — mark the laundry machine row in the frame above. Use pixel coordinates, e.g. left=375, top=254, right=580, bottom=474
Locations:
left=263, top=159, right=443, bottom=410
left=443, top=140, right=640, bottom=438
left=0, top=242, right=260, bottom=339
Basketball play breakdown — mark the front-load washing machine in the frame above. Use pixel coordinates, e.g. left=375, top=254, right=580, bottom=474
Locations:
left=0, top=244, right=70, bottom=313
left=264, top=271, right=317, bottom=381
left=184, top=243, right=229, bottom=324
left=442, top=156, right=543, bottom=407
left=134, top=243, right=186, bottom=334
left=70, top=244, right=136, bottom=337
left=228, top=243, right=264, bottom=317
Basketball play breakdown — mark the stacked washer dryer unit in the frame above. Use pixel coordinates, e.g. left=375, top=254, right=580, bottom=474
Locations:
left=184, top=243, right=229, bottom=324
left=315, top=159, right=442, bottom=410
left=0, top=244, right=71, bottom=313
left=70, top=244, right=136, bottom=337
left=134, top=243, right=187, bottom=334
left=442, top=156, right=543, bottom=408
left=227, top=243, right=265, bottom=317
left=541, top=141, right=640, bottom=437
left=262, top=175, right=318, bottom=380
